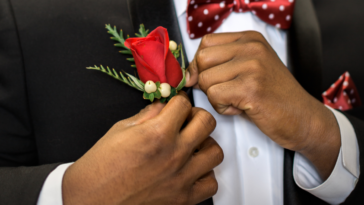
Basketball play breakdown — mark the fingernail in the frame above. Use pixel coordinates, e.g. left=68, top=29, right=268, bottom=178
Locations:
left=185, top=70, right=191, bottom=82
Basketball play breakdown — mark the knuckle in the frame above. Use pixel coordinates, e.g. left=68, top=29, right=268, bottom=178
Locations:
left=173, top=95, right=192, bottom=111
left=196, top=49, right=207, bottom=68
left=206, top=85, right=219, bottom=100
left=209, top=178, right=219, bottom=195
left=247, top=59, right=264, bottom=73
left=246, top=41, right=268, bottom=57
left=198, top=72, right=209, bottom=91
left=212, top=143, right=224, bottom=165
left=196, top=109, right=217, bottom=130
left=201, top=34, right=213, bottom=48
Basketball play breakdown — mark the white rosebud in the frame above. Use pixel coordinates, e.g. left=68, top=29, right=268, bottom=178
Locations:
left=144, top=81, right=157, bottom=93
left=159, top=83, right=171, bottom=98
left=169, top=40, right=178, bottom=51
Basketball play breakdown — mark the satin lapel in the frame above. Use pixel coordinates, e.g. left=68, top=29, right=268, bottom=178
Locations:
left=127, top=0, right=194, bottom=104
left=284, top=0, right=327, bottom=205
left=287, top=0, right=323, bottom=100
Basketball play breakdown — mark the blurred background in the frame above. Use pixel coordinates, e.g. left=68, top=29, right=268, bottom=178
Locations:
left=313, top=0, right=364, bottom=120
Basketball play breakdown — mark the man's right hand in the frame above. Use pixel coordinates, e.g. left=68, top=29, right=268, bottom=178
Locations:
left=62, top=92, right=223, bottom=205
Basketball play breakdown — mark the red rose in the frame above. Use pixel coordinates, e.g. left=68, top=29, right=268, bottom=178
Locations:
left=124, top=27, right=183, bottom=88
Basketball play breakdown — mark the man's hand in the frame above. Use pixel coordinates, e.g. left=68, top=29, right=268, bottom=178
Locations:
left=185, top=31, right=341, bottom=180
left=62, top=92, right=223, bottom=205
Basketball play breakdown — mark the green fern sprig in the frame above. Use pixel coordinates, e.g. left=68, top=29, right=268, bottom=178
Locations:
left=87, top=65, right=145, bottom=91
left=105, top=24, right=132, bottom=55
left=135, top=24, right=149, bottom=37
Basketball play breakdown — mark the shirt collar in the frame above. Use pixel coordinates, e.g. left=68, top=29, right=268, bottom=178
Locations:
left=173, top=0, right=187, bottom=17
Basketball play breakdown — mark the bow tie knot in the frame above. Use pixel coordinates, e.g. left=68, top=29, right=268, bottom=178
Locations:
left=232, top=0, right=251, bottom=13
left=186, top=0, right=296, bottom=39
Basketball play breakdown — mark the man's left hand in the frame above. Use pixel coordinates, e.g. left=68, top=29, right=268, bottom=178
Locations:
left=185, top=31, right=341, bottom=180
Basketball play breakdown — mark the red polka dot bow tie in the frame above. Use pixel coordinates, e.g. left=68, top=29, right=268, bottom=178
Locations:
left=186, top=0, right=296, bottom=39
left=323, top=72, right=362, bottom=111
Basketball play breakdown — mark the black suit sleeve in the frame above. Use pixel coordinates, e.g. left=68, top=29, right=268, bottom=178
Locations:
left=0, top=0, right=60, bottom=204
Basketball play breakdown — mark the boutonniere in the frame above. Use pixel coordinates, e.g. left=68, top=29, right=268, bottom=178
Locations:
left=87, top=24, right=186, bottom=103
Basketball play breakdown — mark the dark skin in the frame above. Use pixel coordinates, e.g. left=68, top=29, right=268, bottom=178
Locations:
left=185, top=31, right=341, bottom=180
left=62, top=92, right=224, bottom=205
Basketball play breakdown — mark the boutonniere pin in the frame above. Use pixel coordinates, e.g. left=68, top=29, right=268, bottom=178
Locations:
left=87, top=24, right=186, bottom=103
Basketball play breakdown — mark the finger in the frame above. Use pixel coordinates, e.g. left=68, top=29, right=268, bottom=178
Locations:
left=190, top=171, right=218, bottom=204
left=207, top=81, right=249, bottom=115
left=185, top=43, right=237, bottom=88
left=180, top=108, right=216, bottom=152
left=156, top=91, right=192, bottom=133
left=185, top=59, right=199, bottom=87
left=198, top=59, right=241, bottom=93
left=113, top=102, right=166, bottom=130
left=186, top=33, right=244, bottom=88
left=183, top=137, right=223, bottom=183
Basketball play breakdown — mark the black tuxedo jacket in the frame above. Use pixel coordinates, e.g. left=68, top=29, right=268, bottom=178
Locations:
left=0, top=0, right=363, bottom=204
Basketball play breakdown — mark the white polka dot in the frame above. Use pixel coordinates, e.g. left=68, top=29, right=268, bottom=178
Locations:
left=343, top=81, right=349, bottom=86
left=345, top=72, right=350, bottom=77
left=323, top=91, right=327, bottom=96
left=334, top=97, right=338, bottom=103
left=245, top=0, right=250, bottom=4
left=239, top=8, right=243, bottom=12
left=206, top=0, right=211, bottom=2
left=215, top=15, right=219, bottom=20
left=353, top=98, right=356, bottom=103
left=279, top=5, right=285, bottom=11
left=276, top=23, right=281, bottom=28
left=252, top=10, right=256, bottom=15
left=328, top=99, right=332, bottom=103
left=190, top=0, right=195, bottom=4
left=339, top=106, right=343, bottom=110
left=343, top=91, right=347, bottom=96
left=204, top=9, right=209, bottom=15
left=269, top=13, right=274, bottom=19
left=194, top=4, right=198, bottom=9
left=262, top=4, right=268, bottom=9
left=207, top=27, right=212, bottom=32
left=289, top=0, right=294, bottom=2
left=198, top=22, right=203, bottom=27
left=188, top=16, right=193, bottom=21
left=286, top=15, right=291, bottom=21
left=339, top=76, right=343, bottom=81
left=190, top=33, right=195, bottom=38
left=331, top=84, right=336, bottom=88
left=348, top=99, right=351, bottom=104
left=234, top=0, right=237, bottom=5
left=220, top=1, right=225, bottom=8
left=271, top=0, right=275, bottom=1
left=351, top=89, right=355, bottom=94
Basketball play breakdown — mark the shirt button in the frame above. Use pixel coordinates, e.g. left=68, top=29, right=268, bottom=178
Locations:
left=249, top=147, right=259, bottom=158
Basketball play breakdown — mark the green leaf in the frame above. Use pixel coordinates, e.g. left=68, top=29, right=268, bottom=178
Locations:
left=143, top=92, right=150, bottom=100
left=154, top=89, right=161, bottom=99
left=155, top=81, right=161, bottom=89
left=149, top=93, right=155, bottom=102
left=131, top=65, right=137, bottom=68
left=127, top=58, right=135, bottom=62
left=105, top=24, right=133, bottom=56
left=86, top=65, right=144, bottom=91
left=160, top=98, right=167, bottom=103
left=119, top=50, right=131, bottom=55
left=125, top=73, right=145, bottom=90
left=138, top=24, right=149, bottom=37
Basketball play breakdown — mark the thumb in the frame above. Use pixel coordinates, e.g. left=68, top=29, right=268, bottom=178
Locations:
left=185, top=58, right=200, bottom=88
left=120, top=102, right=166, bottom=128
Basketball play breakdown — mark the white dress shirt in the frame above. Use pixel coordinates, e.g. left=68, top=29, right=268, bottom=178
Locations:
left=37, top=1, right=360, bottom=205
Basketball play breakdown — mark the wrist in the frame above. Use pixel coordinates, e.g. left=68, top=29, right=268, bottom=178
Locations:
left=298, top=100, right=341, bottom=180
